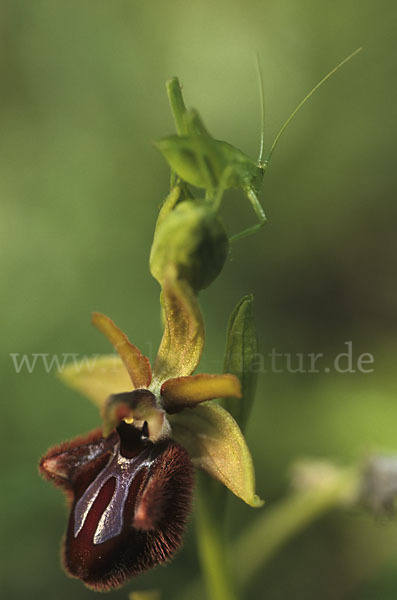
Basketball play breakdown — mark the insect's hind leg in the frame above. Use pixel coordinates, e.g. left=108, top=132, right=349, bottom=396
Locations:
left=212, top=165, right=234, bottom=212
left=230, top=187, right=267, bottom=242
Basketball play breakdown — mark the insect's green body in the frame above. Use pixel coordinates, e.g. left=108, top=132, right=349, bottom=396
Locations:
left=156, top=134, right=264, bottom=194
left=155, top=102, right=267, bottom=240
left=156, top=49, right=361, bottom=242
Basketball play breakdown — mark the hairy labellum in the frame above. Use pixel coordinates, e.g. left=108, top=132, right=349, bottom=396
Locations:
left=40, top=420, right=194, bottom=591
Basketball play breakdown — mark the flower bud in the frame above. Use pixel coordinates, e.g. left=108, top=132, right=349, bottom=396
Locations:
left=150, top=200, right=229, bottom=292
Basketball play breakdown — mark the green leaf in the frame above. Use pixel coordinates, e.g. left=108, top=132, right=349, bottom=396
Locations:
left=170, top=401, right=263, bottom=507
left=151, top=270, right=205, bottom=387
left=222, top=295, right=258, bottom=431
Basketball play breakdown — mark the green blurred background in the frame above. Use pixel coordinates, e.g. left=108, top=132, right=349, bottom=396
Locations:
left=1, top=1, right=397, bottom=598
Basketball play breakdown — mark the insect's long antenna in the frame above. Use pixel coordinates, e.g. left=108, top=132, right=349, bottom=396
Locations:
left=255, top=52, right=266, bottom=166
left=264, top=47, right=362, bottom=168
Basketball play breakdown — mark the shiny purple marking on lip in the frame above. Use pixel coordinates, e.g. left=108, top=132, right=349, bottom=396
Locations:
left=73, top=442, right=155, bottom=544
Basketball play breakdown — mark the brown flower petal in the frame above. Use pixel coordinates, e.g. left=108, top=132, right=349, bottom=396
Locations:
left=161, top=373, right=241, bottom=413
left=92, top=312, right=152, bottom=389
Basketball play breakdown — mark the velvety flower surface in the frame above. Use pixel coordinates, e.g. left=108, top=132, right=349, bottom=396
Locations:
left=40, top=275, right=261, bottom=590
left=40, top=420, right=193, bottom=590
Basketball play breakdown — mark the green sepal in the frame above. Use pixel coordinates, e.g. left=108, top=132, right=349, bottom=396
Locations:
left=57, top=355, right=131, bottom=409
left=169, top=401, right=263, bottom=507
left=222, top=295, right=258, bottom=431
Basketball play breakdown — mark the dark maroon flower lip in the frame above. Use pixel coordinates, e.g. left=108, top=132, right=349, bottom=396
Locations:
left=73, top=440, right=155, bottom=544
left=40, top=418, right=194, bottom=591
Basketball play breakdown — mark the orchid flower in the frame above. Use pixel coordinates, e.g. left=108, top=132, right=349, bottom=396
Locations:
left=40, top=273, right=262, bottom=591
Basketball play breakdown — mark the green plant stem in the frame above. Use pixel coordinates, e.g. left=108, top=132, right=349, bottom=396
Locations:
left=195, top=474, right=239, bottom=600
left=184, top=464, right=359, bottom=599
left=232, top=466, right=359, bottom=588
